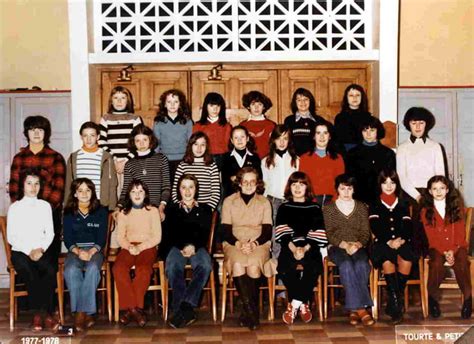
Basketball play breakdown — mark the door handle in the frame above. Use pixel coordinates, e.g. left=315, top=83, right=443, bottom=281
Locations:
left=458, top=174, right=463, bottom=187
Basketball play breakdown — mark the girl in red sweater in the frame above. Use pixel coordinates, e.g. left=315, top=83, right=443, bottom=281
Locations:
left=299, top=120, right=345, bottom=206
left=193, top=92, right=231, bottom=171
left=421, top=175, right=471, bottom=319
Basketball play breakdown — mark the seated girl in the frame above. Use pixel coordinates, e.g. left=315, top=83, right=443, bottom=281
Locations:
left=222, top=167, right=273, bottom=330
left=113, top=179, right=162, bottom=327
left=166, top=174, right=213, bottom=328
left=275, top=171, right=327, bottom=324
left=420, top=175, right=471, bottom=319
left=322, top=174, right=374, bottom=326
left=7, top=168, right=58, bottom=332
left=63, top=178, right=108, bottom=331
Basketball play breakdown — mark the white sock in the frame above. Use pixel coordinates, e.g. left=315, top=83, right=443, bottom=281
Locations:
left=291, top=299, right=302, bottom=310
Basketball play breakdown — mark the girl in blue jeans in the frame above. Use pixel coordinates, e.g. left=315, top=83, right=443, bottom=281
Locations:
left=165, top=174, right=213, bottom=328
left=63, top=178, right=108, bottom=332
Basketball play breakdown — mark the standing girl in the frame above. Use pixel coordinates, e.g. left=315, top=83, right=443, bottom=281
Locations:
left=113, top=180, right=162, bottom=327
left=283, top=88, right=325, bottom=156
left=420, top=175, right=471, bottom=319
left=221, top=125, right=262, bottom=197
left=118, top=124, right=170, bottom=221
left=369, top=170, right=414, bottom=324
left=240, top=90, right=276, bottom=159
left=99, top=86, right=143, bottom=192
left=334, top=84, right=372, bottom=152
left=299, top=120, right=345, bottom=206
left=261, top=124, right=299, bottom=257
left=172, top=131, right=221, bottom=210
left=153, top=89, right=193, bottom=179
left=63, top=178, right=108, bottom=331
left=275, top=172, right=327, bottom=324
left=193, top=92, right=231, bottom=171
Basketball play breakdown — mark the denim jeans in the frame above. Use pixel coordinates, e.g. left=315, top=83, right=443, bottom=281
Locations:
left=64, top=251, right=104, bottom=314
left=165, top=247, right=212, bottom=314
left=328, top=246, right=373, bottom=310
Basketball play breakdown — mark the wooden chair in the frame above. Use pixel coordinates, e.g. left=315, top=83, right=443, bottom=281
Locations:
left=323, top=256, right=374, bottom=319
left=162, top=211, right=218, bottom=322
left=422, top=207, right=473, bottom=309
left=0, top=216, right=63, bottom=330
left=271, top=266, right=324, bottom=322
left=57, top=213, right=115, bottom=323
left=372, top=257, right=428, bottom=319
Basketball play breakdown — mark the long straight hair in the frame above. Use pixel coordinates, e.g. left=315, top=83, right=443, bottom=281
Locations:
left=122, top=179, right=153, bottom=215
left=340, top=84, right=369, bottom=113
left=265, top=124, right=298, bottom=169
left=198, top=92, right=228, bottom=126
left=182, top=131, right=214, bottom=165
left=64, top=178, right=100, bottom=215
left=283, top=171, right=314, bottom=202
left=107, top=86, right=135, bottom=113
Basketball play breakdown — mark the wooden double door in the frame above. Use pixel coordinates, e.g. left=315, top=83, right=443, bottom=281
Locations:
left=94, top=63, right=372, bottom=128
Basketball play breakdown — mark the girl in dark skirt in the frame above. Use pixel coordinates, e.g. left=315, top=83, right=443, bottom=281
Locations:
left=275, top=172, right=328, bottom=324
left=369, top=169, right=415, bottom=324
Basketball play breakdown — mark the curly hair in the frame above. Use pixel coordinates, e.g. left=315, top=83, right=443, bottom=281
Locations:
left=198, top=92, right=228, bottom=126
left=154, top=89, right=191, bottom=124
left=107, top=86, right=135, bottom=113
left=283, top=171, right=314, bottom=202
left=340, top=84, right=369, bottom=113
left=122, top=179, right=153, bottom=215
left=421, top=175, right=463, bottom=226
left=128, top=124, right=158, bottom=153
left=402, top=107, right=436, bottom=135
left=182, top=131, right=214, bottom=165
left=265, top=124, right=298, bottom=169
left=233, top=167, right=265, bottom=195
left=64, top=178, right=100, bottom=215
left=307, top=120, right=340, bottom=159
left=23, top=115, right=52, bottom=145
left=242, top=90, right=273, bottom=115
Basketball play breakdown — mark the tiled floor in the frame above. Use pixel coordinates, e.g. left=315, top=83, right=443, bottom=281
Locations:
left=0, top=289, right=471, bottom=343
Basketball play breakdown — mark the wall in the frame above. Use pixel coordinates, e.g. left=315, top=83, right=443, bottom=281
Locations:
left=0, top=0, right=71, bottom=90
left=399, top=0, right=474, bottom=86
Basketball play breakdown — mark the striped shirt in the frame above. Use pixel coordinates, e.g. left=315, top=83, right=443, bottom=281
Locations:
left=119, top=152, right=171, bottom=207
left=172, top=158, right=221, bottom=209
left=76, top=149, right=103, bottom=199
left=98, top=112, right=143, bottom=159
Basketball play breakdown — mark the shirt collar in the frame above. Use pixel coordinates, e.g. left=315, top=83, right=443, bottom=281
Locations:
left=230, top=148, right=253, bottom=157
left=295, top=112, right=315, bottom=122
left=410, top=134, right=427, bottom=143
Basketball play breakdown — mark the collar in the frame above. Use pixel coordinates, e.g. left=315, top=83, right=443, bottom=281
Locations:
left=207, top=116, right=219, bottom=123
left=112, top=110, right=128, bottom=115
left=132, top=203, right=144, bottom=209
left=248, top=115, right=265, bottom=121
left=179, top=200, right=199, bottom=212
left=28, top=142, right=45, bottom=154
left=295, top=112, right=315, bottom=122
left=137, top=149, right=151, bottom=157
left=230, top=148, right=252, bottom=158
left=136, top=150, right=154, bottom=159
left=315, top=148, right=326, bottom=158
left=410, top=135, right=427, bottom=143
left=82, top=145, right=99, bottom=153
left=381, top=195, right=398, bottom=209
left=166, top=114, right=179, bottom=124
left=362, top=140, right=378, bottom=147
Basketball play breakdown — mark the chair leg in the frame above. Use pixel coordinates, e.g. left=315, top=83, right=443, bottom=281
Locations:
left=114, top=282, right=119, bottom=322
left=323, top=259, right=328, bottom=319
left=56, top=270, right=64, bottom=325
left=317, top=276, right=323, bottom=322
left=267, top=276, right=274, bottom=321
left=159, top=261, right=167, bottom=321
left=210, top=270, right=217, bottom=322
left=221, top=269, right=227, bottom=322
left=10, top=274, right=15, bottom=330
left=422, top=259, right=429, bottom=318
left=106, top=264, right=113, bottom=322
left=372, top=269, right=379, bottom=321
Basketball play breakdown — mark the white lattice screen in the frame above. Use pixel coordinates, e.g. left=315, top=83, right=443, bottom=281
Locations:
left=91, top=0, right=377, bottom=63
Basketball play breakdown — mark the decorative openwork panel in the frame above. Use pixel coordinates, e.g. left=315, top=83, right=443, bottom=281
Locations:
left=92, top=0, right=376, bottom=63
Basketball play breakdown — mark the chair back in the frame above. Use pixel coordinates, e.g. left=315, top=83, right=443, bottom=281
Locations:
left=103, top=212, right=115, bottom=256
left=207, top=211, right=218, bottom=255
left=0, top=216, right=13, bottom=268
left=465, top=207, right=472, bottom=244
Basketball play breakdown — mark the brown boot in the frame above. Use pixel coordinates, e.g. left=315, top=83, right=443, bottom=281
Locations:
left=44, top=314, right=60, bottom=333
left=84, top=314, right=96, bottom=329
left=31, top=314, right=43, bottom=332
left=74, top=312, right=86, bottom=332
left=131, top=307, right=147, bottom=327
left=119, top=309, right=134, bottom=326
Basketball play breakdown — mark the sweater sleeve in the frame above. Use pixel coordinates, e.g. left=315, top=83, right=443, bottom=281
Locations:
left=357, top=204, right=371, bottom=246
left=138, top=208, right=162, bottom=251
left=208, top=163, right=221, bottom=209
left=116, top=212, right=131, bottom=249
left=160, top=154, right=171, bottom=204
left=64, top=154, right=74, bottom=207
left=275, top=205, right=294, bottom=245
left=7, top=205, right=29, bottom=254
left=223, top=224, right=238, bottom=245
left=368, top=204, right=383, bottom=240
left=118, top=161, right=133, bottom=207
left=322, top=206, right=343, bottom=246
left=434, top=142, right=445, bottom=176
left=171, top=162, right=184, bottom=204
left=396, top=146, right=420, bottom=200
left=98, top=117, right=110, bottom=153
left=94, top=207, right=109, bottom=251
left=256, top=224, right=272, bottom=245
left=49, top=152, right=66, bottom=209
left=63, top=213, right=75, bottom=251
left=39, top=203, right=55, bottom=252
left=306, top=207, right=328, bottom=248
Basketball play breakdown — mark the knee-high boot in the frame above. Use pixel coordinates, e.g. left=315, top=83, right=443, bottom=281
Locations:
left=233, top=276, right=254, bottom=329
left=397, top=272, right=409, bottom=313
left=385, top=273, right=402, bottom=324
left=248, top=277, right=260, bottom=327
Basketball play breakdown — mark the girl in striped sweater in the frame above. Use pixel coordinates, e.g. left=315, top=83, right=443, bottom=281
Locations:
left=172, top=131, right=220, bottom=210
left=275, top=171, right=328, bottom=324
left=98, top=86, right=143, bottom=193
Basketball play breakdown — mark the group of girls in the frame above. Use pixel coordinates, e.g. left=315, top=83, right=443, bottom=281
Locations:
left=6, top=83, right=471, bottom=334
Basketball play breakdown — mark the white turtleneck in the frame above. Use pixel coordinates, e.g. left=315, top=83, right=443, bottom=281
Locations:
left=335, top=198, right=355, bottom=216
left=7, top=196, right=54, bottom=255
left=207, top=116, right=219, bottom=123
left=137, top=149, right=151, bottom=156
left=434, top=199, right=446, bottom=219
left=248, top=114, right=265, bottom=121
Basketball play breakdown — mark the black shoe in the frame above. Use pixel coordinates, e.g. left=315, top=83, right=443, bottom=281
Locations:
left=461, top=297, right=472, bottom=319
left=180, top=302, right=197, bottom=326
left=428, top=296, right=441, bottom=318
left=168, top=311, right=185, bottom=329
left=385, top=273, right=402, bottom=321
